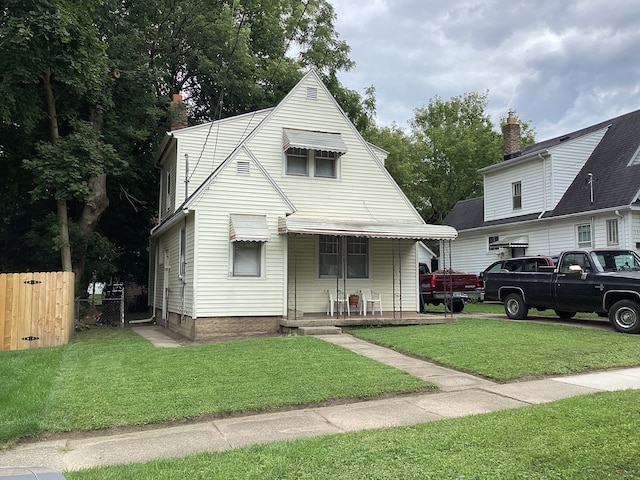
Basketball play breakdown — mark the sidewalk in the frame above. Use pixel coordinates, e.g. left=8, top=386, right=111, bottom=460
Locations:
left=2, top=328, right=640, bottom=472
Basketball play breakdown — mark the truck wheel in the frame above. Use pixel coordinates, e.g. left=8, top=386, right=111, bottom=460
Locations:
left=504, top=293, right=529, bottom=320
left=445, top=299, right=465, bottom=313
left=609, top=300, right=640, bottom=334
left=554, top=310, right=576, bottom=319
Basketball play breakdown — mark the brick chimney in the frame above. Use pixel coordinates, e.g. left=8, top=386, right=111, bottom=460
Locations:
left=502, top=111, right=521, bottom=160
left=169, top=93, right=188, bottom=131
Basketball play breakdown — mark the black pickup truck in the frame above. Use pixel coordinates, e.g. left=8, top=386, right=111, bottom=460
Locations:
left=484, top=249, right=640, bottom=333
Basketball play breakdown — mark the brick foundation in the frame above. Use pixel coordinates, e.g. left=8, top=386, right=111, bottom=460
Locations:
left=158, top=311, right=281, bottom=341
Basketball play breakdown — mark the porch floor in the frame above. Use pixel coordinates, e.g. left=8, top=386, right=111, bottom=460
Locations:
left=280, top=311, right=455, bottom=329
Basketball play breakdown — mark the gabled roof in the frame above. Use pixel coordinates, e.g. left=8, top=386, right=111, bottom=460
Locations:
left=445, top=108, right=640, bottom=232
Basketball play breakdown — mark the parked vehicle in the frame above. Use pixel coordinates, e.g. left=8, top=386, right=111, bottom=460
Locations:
left=478, top=255, right=557, bottom=289
left=419, top=263, right=481, bottom=313
left=484, top=249, right=640, bottom=333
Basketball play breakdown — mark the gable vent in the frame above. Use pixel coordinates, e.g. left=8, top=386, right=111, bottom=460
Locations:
left=236, top=161, right=250, bottom=175
left=306, top=87, right=318, bottom=100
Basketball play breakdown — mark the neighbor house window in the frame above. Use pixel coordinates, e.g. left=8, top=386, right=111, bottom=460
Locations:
left=314, top=150, right=338, bottom=178
left=318, top=236, right=369, bottom=278
left=577, top=224, right=592, bottom=248
left=607, top=219, right=619, bottom=246
left=488, top=235, right=500, bottom=251
left=512, top=181, right=522, bottom=210
left=232, top=242, right=262, bottom=277
left=285, top=147, right=308, bottom=176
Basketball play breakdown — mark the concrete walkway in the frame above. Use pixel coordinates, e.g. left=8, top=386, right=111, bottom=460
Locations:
left=2, top=328, right=640, bottom=473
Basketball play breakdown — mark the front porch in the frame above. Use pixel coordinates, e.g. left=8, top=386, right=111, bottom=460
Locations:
left=280, top=310, right=455, bottom=330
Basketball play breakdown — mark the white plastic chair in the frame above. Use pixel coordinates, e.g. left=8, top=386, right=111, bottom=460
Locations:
left=359, top=288, right=382, bottom=315
left=326, top=290, right=350, bottom=316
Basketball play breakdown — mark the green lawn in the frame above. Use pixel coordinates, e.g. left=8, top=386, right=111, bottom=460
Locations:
left=66, top=389, right=640, bottom=479
left=350, top=318, right=640, bottom=380
left=463, top=300, right=602, bottom=318
left=0, top=328, right=429, bottom=445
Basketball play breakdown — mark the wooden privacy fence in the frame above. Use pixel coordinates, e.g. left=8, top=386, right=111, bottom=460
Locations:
left=0, top=272, right=75, bottom=351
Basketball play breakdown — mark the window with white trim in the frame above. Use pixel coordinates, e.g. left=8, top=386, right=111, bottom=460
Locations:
left=232, top=241, right=263, bottom=277
left=607, top=219, right=619, bottom=246
left=488, top=235, right=500, bottom=251
left=285, top=148, right=339, bottom=178
left=512, top=181, right=522, bottom=210
left=318, top=236, right=369, bottom=278
left=576, top=224, right=592, bottom=248
left=285, top=147, right=308, bottom=176
left=314, top=150, right=338, bottom=178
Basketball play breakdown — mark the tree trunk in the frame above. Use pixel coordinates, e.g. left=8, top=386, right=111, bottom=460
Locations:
left=43, top=69, right=73, bottom=273
left=72, top=108, right=110, bottom=292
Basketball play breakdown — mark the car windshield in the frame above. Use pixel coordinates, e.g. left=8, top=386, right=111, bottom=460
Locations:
left=591, top=250, right=640, bottom=272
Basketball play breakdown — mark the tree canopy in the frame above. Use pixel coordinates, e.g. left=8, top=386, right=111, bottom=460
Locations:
left=0, top=0, right=369, bottom=291
left=367, top=92, right=536, bottom=225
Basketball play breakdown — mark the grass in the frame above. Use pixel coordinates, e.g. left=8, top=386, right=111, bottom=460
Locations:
left=0, top=328, right=429, bottom=445
left=66, top=389, right=640, bottom=479
left=350, top=318, right=640, bottom=380
left=462, top=300, right=602, bottom=318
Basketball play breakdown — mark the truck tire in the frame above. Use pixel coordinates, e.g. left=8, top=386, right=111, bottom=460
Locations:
left=504, top=293, right=529, bottom=320
left=445, top=299, right=465, bottom=313
left=554, top=310, right=576, bottom=319
left=609, top=300, right=640, bottom=334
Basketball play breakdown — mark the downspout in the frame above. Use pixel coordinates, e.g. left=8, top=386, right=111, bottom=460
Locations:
left=615, top=210, right=626, bottom=248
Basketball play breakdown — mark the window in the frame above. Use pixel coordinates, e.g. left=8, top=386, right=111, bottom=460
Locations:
left=314, top=150, right=337, bottom=178
left=512, top=181, right=522, bottom=210
left=607, top=219, right=619, bottom=245
left=285, top=148, right=308, bottom=176
left=318, top=236, right=369, bottom=278
left=488, top=235, right=500, bottom=251
left=577, top=224, right=592, bottom=248
left=232, top=242, right=262, bottom=277
left=285, top=147, right=340, bottom=178
left=165, top=170, right=172, bottom=211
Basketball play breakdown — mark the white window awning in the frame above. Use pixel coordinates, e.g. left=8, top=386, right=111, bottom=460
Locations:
left=278, top=215, right=457, bottom=240
left=489, top=235, right=529, bottom=248
left=229, top=214, right=271, bottom=242
left=283, top=128, right=347, bottom=154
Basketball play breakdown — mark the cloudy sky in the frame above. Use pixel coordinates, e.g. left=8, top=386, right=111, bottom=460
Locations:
left=329, top=0, right=640, bottom=141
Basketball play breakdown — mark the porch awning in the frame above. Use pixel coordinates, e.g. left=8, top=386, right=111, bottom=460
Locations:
left=278, top=215, right=457, bottom=240
left=489, top=234, right=529, bottom=248
left=229, top=214, right=271, bottom=242
left=283, top=128, right=347, bottom=154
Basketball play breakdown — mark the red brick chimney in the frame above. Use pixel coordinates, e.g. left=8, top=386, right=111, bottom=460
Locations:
left=169, top=93, right=188, bottom=131
left=502, top=111, right=521, bottom=160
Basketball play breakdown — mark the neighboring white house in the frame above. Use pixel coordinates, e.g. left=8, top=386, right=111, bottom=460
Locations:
left=149, top=71, right=457, bottom=340
left=444, top=109, right=640, bottom=276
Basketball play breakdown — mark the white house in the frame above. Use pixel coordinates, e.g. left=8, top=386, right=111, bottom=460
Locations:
left=149, top=71, right=457, bottom=340
left=444, top=109, right=640, bottom=276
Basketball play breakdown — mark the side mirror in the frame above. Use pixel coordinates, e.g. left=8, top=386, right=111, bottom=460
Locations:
left=568, top=264, right=583, bottom=273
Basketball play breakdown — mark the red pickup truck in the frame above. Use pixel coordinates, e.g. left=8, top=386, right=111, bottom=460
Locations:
left=419, top=263, right=481, bottom=313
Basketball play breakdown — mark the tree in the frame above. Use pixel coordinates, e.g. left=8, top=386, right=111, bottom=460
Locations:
left=0, top=0, right=366, bottom=293
left=0, top=0, right=125, bottom=292
left=409, top=92, right=503, bottom=224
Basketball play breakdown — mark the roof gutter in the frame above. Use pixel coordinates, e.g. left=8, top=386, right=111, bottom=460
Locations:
left=150, top=207, right=190, bottom=239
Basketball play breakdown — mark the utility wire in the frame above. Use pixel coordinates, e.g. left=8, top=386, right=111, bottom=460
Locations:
left=188, top=0, right=311, bottom=183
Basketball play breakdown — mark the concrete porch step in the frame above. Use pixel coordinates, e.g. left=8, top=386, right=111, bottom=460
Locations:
left=298, top=326, right=342, bottom=336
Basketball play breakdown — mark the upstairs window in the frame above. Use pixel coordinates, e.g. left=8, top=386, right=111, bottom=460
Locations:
left=512, top=181, right=522, bottom=210
left=285, top=148, right=308, bottom=176
left=314, top=150, right=338, bottom=178
left=285, top=148, right=339, bottom=179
